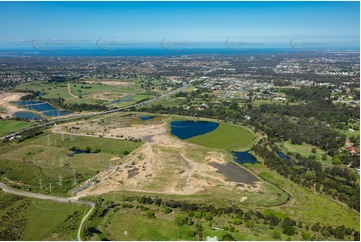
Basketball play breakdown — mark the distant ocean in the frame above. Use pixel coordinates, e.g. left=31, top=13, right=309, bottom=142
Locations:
left=0, top=48, right=358, bottom=57
left=0, top=48, right=306, bottom=57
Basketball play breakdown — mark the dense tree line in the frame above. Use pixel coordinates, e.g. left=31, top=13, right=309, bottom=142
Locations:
left=247, top=112, right=346, bottom=151
left=16, top=127, right=44, bottom=142
left=259, top=101, right=359, bottom=126
left=285, top=86, right=332, bottom=102
left=252, top=143, right=359, bottom=211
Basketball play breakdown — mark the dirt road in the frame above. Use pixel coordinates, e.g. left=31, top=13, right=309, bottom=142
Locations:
left=67, top=83, right=78, bottom=98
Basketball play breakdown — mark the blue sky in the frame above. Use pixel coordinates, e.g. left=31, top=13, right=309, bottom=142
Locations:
left=0, top=1, right=359, bottom=48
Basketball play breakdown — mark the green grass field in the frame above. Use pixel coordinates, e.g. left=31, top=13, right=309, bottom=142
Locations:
left=85, top=196, right=278, bottom=241
left=186, top=123, right=256, bottom=151
left=14, top=78, right=158, bottom=107
left=249, top=163, right=359, bottom=230
left=0, top=120, right=34, bottom=136
left=104, top=208, right=277, bottom=241
left=0, top=191, right=85, bottom=240
left=83, top=187, right=358, bottom=241
left=0, top=131, right=141, bottom=196
left=281, top=141, right=332, bottom=163
left=106, top=209, right=196, bottom=240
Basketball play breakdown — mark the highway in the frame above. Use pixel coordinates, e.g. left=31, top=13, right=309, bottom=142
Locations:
left=0, top=83, right=188, bottom=140
left=0, top=182, right=94, bottom=241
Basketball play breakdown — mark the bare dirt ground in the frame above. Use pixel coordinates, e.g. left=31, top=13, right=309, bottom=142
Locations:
left=0, top=92, right=27, bottom=118
left=52, top=119, right=262, bottom=198
left=85, top=80, right=133, bottom=86
left=92, top=92, right=128, bottom=101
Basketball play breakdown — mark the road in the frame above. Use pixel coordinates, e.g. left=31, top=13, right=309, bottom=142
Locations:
left=0, top=83, right=188, bottom=140
left=0, top=182, right=94, bottom=241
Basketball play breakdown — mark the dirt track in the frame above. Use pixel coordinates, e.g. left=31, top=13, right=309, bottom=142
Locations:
left=67, top=83, right=78, bottom=98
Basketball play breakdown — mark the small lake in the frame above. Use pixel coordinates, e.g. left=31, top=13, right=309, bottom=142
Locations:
left=232, top=151, right=259, bottom=165
left=67, top=149, right=97, bottom=157
left=17, top=100, right=72, bottom=117
left=170, top=120, right=219, bottom=139
left=276, top=151, right=295, bottom=165
left=14, top=111, right=43, bottom=120
left=139, top=115, right=156, bottom=121
left=111, top=96, right=133, bottom=104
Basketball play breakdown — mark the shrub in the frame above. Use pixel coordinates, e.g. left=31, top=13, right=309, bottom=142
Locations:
left=163, top=207, right=172, bottom=214
left=221, top=233, right=235, bottom=241
left=311, top=222, right=321, bottom=232
left=175, top=214, right=188, bottom=226
left=272, top=230, right=281, bottom=239
left=245, top=220, right=254, bottom=228
left=204, top=212, right=213, bottom=221
left=194, top=212, right=202, bottom=219
left=283, top=226, right=296, bottom=236
left=121, top=203, right=134, bottom=208
left=234, top=218, right=242, bottom=225
left=229, top=225, right=235, bottom=233
left=146, top=211, right=156, bottom=219
left=302, top=231, right=311, bottom=240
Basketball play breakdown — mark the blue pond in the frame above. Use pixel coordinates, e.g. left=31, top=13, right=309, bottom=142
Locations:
left=67, top=149, right=97, bottom=157
left=232, top=151, right=259, bottom=165
left=139, top=116, right=156, bottom=121
left=170, top=120, right=219, bottom=139
left=111, top=96, right=133, bottom=104
left=276, top=151, right=295, bottom=165
left=17, top=100, right=71, bottom=117
left=14, top=111, right=43, bottom=120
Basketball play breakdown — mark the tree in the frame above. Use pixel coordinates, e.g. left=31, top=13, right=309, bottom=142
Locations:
left=163, top=207, right=172, bottom=214
left=302, top=231, right=310, bottom=240
left=322, top=153, right=327, bottom=161
left=234, top=218, right=242, bottom=225
left=311, top=222, right=321, bottom=232
left=175, top=214, right=188, bottom=226
left=245, top=220, right=254, bottom=228
left=194, top=223, right=203, bottom=241
left=194, top=212, right=202, bottom=219
left=146, top=211, right=156, bottom=219
left=85, top=146, right=92, bottom=153
left=283, top=226, right=296, bottom=236
left=272, top=230, right=281, bottom=239
left=221, top=233, right=235, bottom=241
left=282, top=218, right=296, bottom=228
left=334, top=226, right=345, bottom=239
left=204, top=212, right=213, bottom=221
left=354, top=231, right=360, bottom=241
left=269, top=215, right=280, bottom=226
